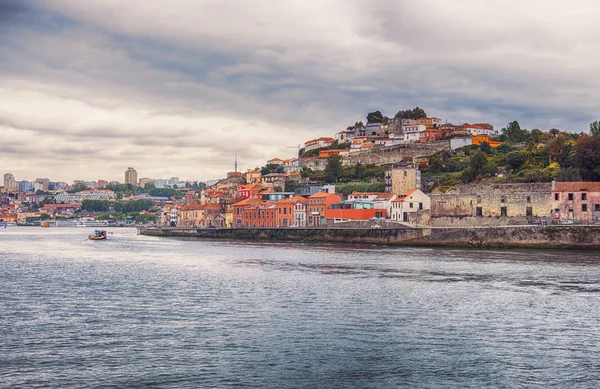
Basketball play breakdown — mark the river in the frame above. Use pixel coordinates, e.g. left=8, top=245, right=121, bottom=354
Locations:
left=1, top=227, right=600, bottom=388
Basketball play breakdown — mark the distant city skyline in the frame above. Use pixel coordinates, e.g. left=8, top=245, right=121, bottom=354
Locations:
left=1, top=0, right=599, bottom=182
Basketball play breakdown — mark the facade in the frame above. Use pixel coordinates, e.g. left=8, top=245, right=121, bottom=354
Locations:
left=3, top=173, right=17, bottom=192
left=551, top=182, right=600, bottom=222
left=40, top=203, right=81, bottom=217
left=461, top=123, right=496, bottom=136
left=385, top=163, right=421, bottom=194
left=326, top=201, right=386, bottom=223
left=245, top=169, right=262, bottom=184
left=431, top=183, right=552, bottom=219
left=304, top=137, right=335, bottom=152
left=125, top=167, right=138, bottom=185
left=402, top=125, right=427, bottom=143
left=307, top=192, right=341, bottom=226
left=390, top=189, right=431, bottom=222
left=55, top=190, right=116, bottom=203
left=178, top=205, right=205, bottom=227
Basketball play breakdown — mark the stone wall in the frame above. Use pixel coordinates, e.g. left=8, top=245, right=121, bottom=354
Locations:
left=432, top=182, right=553, bottom=219
left=342, top=141, right=449, bottom=166
left=139, top=225, right=600, bottom=249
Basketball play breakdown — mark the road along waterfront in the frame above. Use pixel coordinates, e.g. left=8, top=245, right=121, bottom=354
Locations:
left=2, top=227, right=600, bottom=388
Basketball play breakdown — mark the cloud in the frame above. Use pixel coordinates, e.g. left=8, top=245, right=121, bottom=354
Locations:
left=1, top=0, right=599, bottom=182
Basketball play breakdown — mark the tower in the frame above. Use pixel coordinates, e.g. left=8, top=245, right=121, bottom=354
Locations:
left=125, top=167, right=138, bottom=185
left=234, top=153, right=238, bottom=173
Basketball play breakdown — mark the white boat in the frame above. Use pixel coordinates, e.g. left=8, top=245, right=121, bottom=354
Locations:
left=75, top=218, right=109, bottom=228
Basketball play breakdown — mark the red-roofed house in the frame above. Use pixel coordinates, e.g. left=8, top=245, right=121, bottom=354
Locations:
left=551, top=181, right=600, bottom=222
left=390, top=190, right=430, bottom=223
left=307, top=192, right=341, bottom=226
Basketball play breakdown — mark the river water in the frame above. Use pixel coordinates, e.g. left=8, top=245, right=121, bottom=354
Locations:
left=1, top=227, right=600, bottom=388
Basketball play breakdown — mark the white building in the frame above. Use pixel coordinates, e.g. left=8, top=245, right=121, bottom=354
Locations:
left=402, top=125, right=427, bottom=143
left=390, top=189, right=430, bottom=223
left=304, top=137, right=335, bottom=152
left=347, top=192, right=397, bottom=217
left=55, top=190, right=116, bottom=203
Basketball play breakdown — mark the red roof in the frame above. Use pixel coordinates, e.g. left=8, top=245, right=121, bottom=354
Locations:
left=553, top=182, right=600, bottom=192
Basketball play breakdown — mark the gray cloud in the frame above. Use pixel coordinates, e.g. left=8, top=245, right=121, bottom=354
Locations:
left=1, top=0, right=598, bottom=182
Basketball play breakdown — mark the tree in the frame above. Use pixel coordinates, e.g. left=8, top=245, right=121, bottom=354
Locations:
left=505, top=151, right=527, bottom=172
left=261, top=163, right=284, bottom=176
left=590, top=121, right=600, bottom=136
left=501, top=121, right=528, bottom=143
left=144, top=183, right=156, bottom=190
left=324, top=154, right=342, bottom=183
left=479, top=142, right=492, bottom=154
left=575, top=135, right=600, bottom=180
left=556, top=167, right=582, bottom=182
left=394, top=107, right=427, bottom=120
left=546, top=135, right=566, bottom=164
left=366, top=110, right=383, bottom=123
left=549, top=128, right=560, bottom=137
left=470, top=151, right=488, bottom=175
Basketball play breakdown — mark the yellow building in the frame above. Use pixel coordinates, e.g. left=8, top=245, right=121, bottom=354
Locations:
left=245, top=169, right=262, bottom=184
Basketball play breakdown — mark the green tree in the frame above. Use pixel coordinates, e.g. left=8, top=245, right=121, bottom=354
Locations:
left=324, top=154, right=343, bottom=183
left=394, top=107, right=427, bottom=120
left=501, top=121, right=528, bottom=143
left=590, top=121, right=600, bottom=136
left=556, top=167, right=582, bottom=182
left=506, top=151, right=527, bottom=172
left=479, top=142, right=492, bottom=154
left=366, top=110, right=383, bottom=123
left=575, top=135, right=600, bottom=180
left=261, top=163, right=284, bottom=176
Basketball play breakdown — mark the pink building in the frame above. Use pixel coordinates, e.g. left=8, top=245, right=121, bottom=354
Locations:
left=551, top=182, right=600, bottom=222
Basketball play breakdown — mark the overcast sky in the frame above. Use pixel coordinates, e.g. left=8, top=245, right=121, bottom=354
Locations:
left=1, top=0, right=599, bottom=183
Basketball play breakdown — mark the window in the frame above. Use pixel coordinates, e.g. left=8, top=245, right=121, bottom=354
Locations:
left=568, top=208, right=573, bottom=214
left=476, top=207, right=483, bottom=216
left=568, top=193, right=574, bottom=201
left=419, top=203, right=423, bottom=210
left=409, top=202, right=413, bottom=208
left=555, top=208, right=560, bottom=213
left=554, top=193, right=559, bottom=201
left=500, top=207, right=507, bottom=216
left=404, top=171, right=407, bottom=177
left=582, top=204, right=588, bottom=212
left=596, top=204, right=600, bottom=212
left=500, top=196, right=506, bottom=203
left=526, top=207, right=533, bottom=217
left=527, top=196, right=531, bottom=203
left=582, top=193, right=587, bottom=201
left=477, top=196, right=482, bottom=204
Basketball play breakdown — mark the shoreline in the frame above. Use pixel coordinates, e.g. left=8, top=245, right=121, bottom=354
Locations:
left=137, top=225, right=600, bottom=250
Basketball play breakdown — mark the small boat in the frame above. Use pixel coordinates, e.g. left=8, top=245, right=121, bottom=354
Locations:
left=88, top=230, right=107, bottom=240
left=42, top=222, right=51, bottom=228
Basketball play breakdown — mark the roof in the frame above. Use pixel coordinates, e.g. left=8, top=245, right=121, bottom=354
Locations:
left=553, top=182, right=600, bottom=192
left=278, top=195, right=308, bottom=205
left=309, top=192, right=336, bottom=198
left=392, top=190, right=418, bottom=202
left=41, top=203, right=82, bottom=209
left=233, top=197, right=262, bottom=207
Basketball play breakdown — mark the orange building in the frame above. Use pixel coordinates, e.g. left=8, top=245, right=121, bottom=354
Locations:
left=307, top=192, right=341, bottom=226
left=318, top=149, right=345, bottom=158
left=471, top=134, right=502, bottom=147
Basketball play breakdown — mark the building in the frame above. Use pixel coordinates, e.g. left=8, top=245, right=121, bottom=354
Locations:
left=138, top=178, right=155, bottom=188
left=390, top=189, right=431, bottom=223
left=326, top=201, right=386, bottom=223
left=431, top=183, right=552, bottom=224
left=40, top=203, right=82, bottom=217
left=347, top=192, right=396, bottom=217
left=55, top=190, right=116, bottom=203
left=461, top=123, right=496, bottom=136
left=34, top=178, right=50, bottom=191
left=307, top=192, right=341, bottom=226
left=304, top=137, right=335, bottom=152
left=125, top=167, right=138, bottom=185
left=385, top=163, right=421, bottom=194
left=551, top=181, right=600, bottom=222
left=402, top=124, right=427, bottom=143
left=245, top=169, right=262, bottom=184
left=3, top=173, right=17, bottom=192
left=18, top=180, right=33, bottom=192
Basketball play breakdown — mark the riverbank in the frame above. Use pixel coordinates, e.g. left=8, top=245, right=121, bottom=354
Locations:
left=138, top=224, right=600, bottom=249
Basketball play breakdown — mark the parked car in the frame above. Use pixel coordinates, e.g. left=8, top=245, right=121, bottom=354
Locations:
left=560, top=219, right=574, bottom=225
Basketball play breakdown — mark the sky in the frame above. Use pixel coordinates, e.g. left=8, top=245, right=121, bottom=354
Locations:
left=1, top=0, right=599, bottom=183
